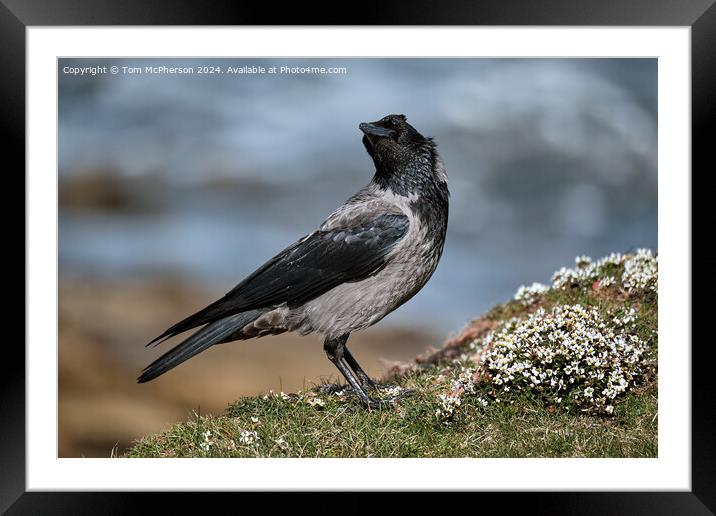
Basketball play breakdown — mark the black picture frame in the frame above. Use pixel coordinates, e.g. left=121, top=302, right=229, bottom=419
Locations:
left=6, top=0, right=712, bottom=512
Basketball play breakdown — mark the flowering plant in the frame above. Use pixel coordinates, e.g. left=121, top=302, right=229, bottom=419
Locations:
left=436, top=250, right=657, bottom=423
left=477, top=304, right=647, bottom=414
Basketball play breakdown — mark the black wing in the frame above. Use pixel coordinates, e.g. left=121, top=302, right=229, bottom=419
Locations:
left=148, top=212, right=409, bottom=345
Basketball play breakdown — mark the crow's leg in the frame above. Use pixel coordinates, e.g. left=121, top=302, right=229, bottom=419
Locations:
left=342, top=346, right=377, bottom=391
left=344, top=343, right=414, bottom=399
left=323, top=334, right=393, bottom=409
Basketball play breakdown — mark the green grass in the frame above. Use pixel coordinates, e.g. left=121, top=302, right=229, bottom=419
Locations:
left=127, top=378, right=656, bottom=458
left=126, top=256, right=658, bottom=458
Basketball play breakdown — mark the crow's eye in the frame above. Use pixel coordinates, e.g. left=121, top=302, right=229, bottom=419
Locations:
left=390, top=118, right=401, bottom=127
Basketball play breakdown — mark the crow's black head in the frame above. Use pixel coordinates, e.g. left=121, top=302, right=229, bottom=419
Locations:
left=360, top=114, right=426, bottom=160
left=360, top=114, right=447, bottom=195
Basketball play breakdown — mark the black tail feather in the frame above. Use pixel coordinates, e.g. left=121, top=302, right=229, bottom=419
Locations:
left=138, top=310, right=262, bottom=383
left=145, top=299, right=242, bottom=347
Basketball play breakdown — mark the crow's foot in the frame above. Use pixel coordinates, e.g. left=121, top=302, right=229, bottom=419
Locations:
left=319, top=383, right=414, bottom=408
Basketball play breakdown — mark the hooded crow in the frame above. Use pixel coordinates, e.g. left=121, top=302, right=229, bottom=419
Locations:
left=138, top=114, right=449, bottom=408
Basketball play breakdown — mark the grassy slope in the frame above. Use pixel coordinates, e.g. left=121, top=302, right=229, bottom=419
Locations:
left=127, top=260, right=657, bottom=458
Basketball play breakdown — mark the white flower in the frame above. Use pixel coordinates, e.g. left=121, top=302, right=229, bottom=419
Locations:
left=307, top=397, right=325, bottom=408
left=599, top=276, right=616, bottom=287
left=622, top=249, right=658, bottom=293
left=250, top=416, right=260, bottom=424
left=381, top=385, right=404, bottom=397
left=514, top=283, right=550, bottom=307
left=435, top=393, right=463, bottom=423
left=575, top=255, right=592, bottom=267
left=238, top=429, right=260, bottom=445
left=200, top=430, right=213, bottom=452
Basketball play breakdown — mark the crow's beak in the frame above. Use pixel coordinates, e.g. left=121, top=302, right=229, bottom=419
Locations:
left=359, top=122, right=395, bottom=139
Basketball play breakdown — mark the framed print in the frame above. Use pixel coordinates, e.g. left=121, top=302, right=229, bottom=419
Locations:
left=7, top=0, right=714, bottom=512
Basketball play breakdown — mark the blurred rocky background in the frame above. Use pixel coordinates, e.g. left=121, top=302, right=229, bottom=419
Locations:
left=58, top=58, right=657, bottom=457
